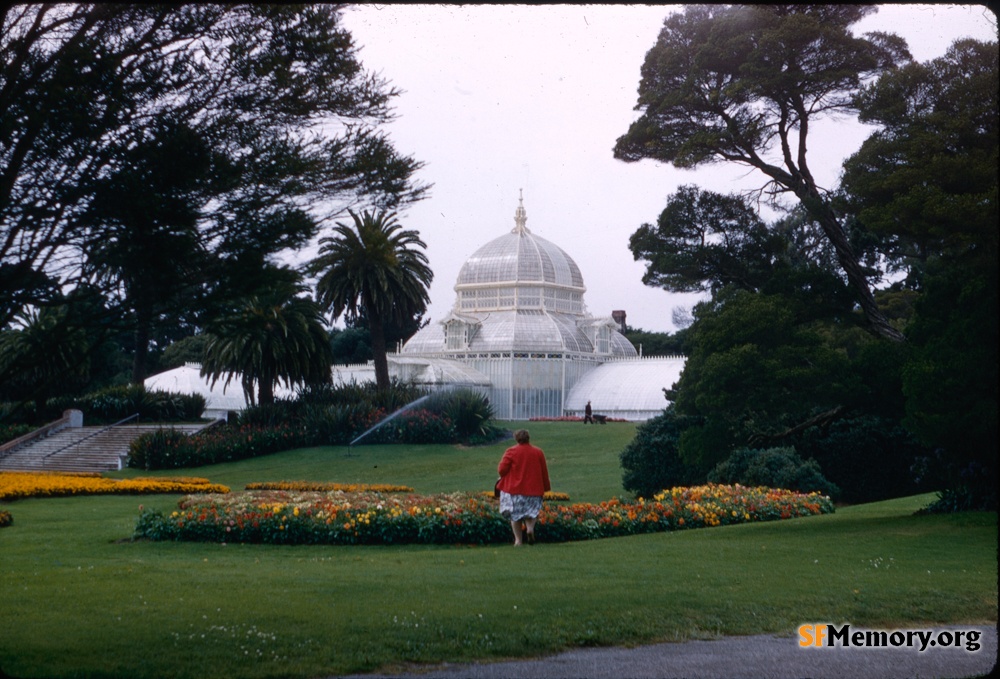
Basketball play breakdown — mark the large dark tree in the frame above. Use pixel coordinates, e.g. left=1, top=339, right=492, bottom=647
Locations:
left=1, top=5, right=428, bottom=365
left=614, top=4, right=910, bottom=341
left=629, top=185, right=783, bottom=293
left=80, top=120, right=213, bottom=383
left=841, top=39, right=999, bottom=509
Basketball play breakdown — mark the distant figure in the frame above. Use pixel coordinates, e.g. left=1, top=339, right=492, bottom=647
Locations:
left=496, top=429, right=551, bottom=546
left=584, top=401, right=593, bottom=424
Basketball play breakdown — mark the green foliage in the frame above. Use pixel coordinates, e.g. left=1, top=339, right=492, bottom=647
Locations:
left=301, top=403, right=385, bottom=446
left=614, top=4, right=908, bottom=340
left=160, top=335, right=209, bottom=370
left=202, top=275, right=334, bottom=406
left=125, top=383, right=501, bottom=469
left=425, top=389, right=498, bottom=443
left=0, top=423, right=34, bottom=445
left=672, top=288, right=860, bottom=471
left=389, top=409, right=456, bottom=445
left=790, top=416, right=929, bottom=504
left=842, top=39, right=998, bottom=274
left=73, top=385, right=206, bottom=424
left=126, top=423, right=309, bottom=470
left=623, top=327, right=690, bottom=356
left=708, top=447, right=840, bottom=498
left=628, top=185, right=784, bottom=294
left=2, top=4, right=428, bottom=334
left=311, top=209, right=433, bottom=389
left=0, top=306, right=91, bottom=411
left=840, top=39, right=998, bottom=510
left=619, top=408, right=701, bottom=499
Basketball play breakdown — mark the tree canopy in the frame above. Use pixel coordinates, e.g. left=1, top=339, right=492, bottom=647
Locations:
left=201, top=275, right=333, bottom=407
left=614, top=4, right=910, bottom=340
left=311, top=209, right=433, bottom=390
left=1, top=4, right=429, bottom=388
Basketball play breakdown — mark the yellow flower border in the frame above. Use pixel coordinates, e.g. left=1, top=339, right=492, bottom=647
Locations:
left=0, top=471, right=229, bottom=502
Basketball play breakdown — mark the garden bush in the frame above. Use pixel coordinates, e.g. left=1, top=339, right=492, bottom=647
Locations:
left=127, top=423, right=309, bottom=470
left=708, top=446, right=840, bottom=498
left=301, top=403, right=387, bottom=446
left=391, top=408, right=455, bottom=444
left=789, top=415, right=931, bottom=503
left=0, top=422, right=34, bottom=445
left=425, top=388, right=499, bottom=443
left=620, top=407, right=701, bottom=499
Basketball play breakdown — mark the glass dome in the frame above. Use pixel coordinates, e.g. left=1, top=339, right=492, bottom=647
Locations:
left=454, top=196, right=586, bottom=315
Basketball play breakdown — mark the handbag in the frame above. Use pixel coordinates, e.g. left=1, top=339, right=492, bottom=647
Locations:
left=494, top=477, right=502, bottom=498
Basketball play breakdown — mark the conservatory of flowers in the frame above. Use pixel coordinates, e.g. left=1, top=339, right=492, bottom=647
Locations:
left=146, top=196, right=686, bottom=421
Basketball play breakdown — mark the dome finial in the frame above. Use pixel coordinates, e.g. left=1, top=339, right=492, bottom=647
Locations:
left=513, top=189, right=529, bottom=234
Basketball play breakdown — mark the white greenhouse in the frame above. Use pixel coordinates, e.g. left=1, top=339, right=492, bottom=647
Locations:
left=144, top=196, right=686, bottom=421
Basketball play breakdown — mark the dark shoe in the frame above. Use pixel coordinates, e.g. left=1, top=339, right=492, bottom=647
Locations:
left=526, top=531, right=535, bottom=546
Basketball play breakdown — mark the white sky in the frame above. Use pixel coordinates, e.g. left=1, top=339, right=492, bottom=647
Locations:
left=337, top=4, right=998, bottom=333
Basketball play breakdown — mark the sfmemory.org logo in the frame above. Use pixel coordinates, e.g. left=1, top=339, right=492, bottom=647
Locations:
left=799, top=624, right=982, bottom=652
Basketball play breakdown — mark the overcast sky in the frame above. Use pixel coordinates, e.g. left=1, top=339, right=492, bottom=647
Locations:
left=336, top=4, right=997, bottom=333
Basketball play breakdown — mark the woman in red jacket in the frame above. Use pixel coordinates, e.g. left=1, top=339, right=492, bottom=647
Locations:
left=496, top=429, right=551, bottom=546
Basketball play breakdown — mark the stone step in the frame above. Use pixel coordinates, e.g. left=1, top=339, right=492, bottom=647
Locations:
left=0, top=423, right=211, bottom=473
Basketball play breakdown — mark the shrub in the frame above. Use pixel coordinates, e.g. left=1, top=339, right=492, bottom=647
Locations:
left=126, top=428, right=199, bottom=470
left=392, top=408, right=455, bottom=444
left=302, top=403, right=385, bottom=446
left=426, top=389, right=494, bottom=442
left=708, top=447, right=840, bottom=498
left=619, top=407, right=701, bottom=499
left=1, top=422, right=34, bottom=445
left=127, top=423, right=309, bottom=470
left=789, top=415, right=930, bottom=503
left=237, top=400, right=302, bottom=428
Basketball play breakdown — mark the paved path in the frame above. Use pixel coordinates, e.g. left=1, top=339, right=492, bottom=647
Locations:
left=343, top=625, right=996, bottom=679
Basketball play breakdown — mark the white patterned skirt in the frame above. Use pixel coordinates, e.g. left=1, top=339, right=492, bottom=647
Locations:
left=498, top=492, right=543, bottom=522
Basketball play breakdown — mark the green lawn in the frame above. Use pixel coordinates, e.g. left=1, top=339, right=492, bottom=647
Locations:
left=1, top=422, right=996, bottom=679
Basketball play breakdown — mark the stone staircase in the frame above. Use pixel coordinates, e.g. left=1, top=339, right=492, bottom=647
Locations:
left=0, top=422, right=211, bottom=473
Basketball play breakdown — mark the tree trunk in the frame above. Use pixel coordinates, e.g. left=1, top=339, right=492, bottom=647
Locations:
left=797, top=188, right=905, bottom=343
left=258, top=376, right=274, bottom=406
left=131, top=306, right=151, bottom=385
left=369, top=313, right=390, bottom=390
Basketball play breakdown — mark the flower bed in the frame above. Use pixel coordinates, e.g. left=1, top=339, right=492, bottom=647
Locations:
left=134, top=484, right=834, bottom=546
left=246, top=481, right=414, bottom=493
left=0, top=471, right=230, bottom=502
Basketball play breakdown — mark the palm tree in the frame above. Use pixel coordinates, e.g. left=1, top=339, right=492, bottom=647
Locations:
left=201, top=278, right=333, bottom=406
left=0, top=306, right=90, bottom=415
left=310, top=209, right=433, bottom=390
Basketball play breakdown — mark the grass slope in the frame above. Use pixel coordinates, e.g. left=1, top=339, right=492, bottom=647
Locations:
left=1, top=423, right=996, bottom=679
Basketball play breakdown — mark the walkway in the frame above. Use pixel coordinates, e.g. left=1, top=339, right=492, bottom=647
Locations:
left=342, top=625, right=997, bottom=679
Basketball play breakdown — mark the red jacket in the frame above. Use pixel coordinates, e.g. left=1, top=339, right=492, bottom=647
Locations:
left=497, top=443, right=551, bottom=497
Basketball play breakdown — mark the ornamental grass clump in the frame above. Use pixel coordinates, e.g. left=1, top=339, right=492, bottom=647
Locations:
left=0, top=471, right=229, bottom=501
left=134, top=484, right=834, bottom=546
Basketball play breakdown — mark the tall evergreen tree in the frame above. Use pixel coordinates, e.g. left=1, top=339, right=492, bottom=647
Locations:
left=614, top=5, right=910, bottom=340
